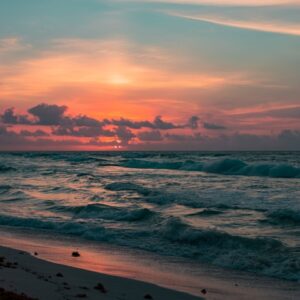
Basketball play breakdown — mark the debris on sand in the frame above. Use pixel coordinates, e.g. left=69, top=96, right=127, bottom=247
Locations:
left=0, top=288, right=37, bottom=300
left=94, top=282, right=107, bottom=293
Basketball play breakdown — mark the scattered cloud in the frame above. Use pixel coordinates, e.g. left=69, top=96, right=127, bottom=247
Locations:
left=203, top=122, right=226, bottom=130
left=1, top=103, right=299, bottom=150
left=169, top=12, right=300, bottom=36
left=134, top=0, right=299, bottom=6
left=138, top=130, right=163, bottom=141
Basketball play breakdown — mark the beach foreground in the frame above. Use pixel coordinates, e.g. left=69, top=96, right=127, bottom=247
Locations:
left=0, top=245, right=202, bottom=300
left=1, top=235, right=300, bottom=300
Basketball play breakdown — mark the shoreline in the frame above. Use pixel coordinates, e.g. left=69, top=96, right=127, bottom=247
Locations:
left=0, top=244, right=202, bottom=300
left=1, top=228, right=300, bottom=299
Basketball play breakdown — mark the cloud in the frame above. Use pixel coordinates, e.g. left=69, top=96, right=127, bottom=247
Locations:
left=187, top=116, right=200, bottom=129
left=169, top=13, right=300, bottom=36
left=165, top=132, right=203, bottom=141
left=138, top=130, right=163, bottom=141
left=0, top=125, right=115, bottom=151
left=203, top=122, right=226, bottom=130
left=28, top=103, right=68, bottom=125
left=136, top=0, right=299, bottom=6
left=153, top=116, right=181, bottom=129
left=232, top=106, right=300, bottom=119
left=0, top=108, right=32, bottom=125
left=130, top=130, right=300, bottom=151
left=19, top=129, right=49, bottom=137
left=52, top=125, right=114, bottom=138
left=1, top=103, right=299, bottom=150
left=114, top=126, right=136, bottom=145
left=110, top=118, right=154, bottom=129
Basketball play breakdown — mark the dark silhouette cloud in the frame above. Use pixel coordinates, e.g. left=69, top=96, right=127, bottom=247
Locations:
left=1, top=108, right=32, bottom=124
left=0, top=125, right=116, bottom=150
left=28, top=103, right=68, bottom=125
left=187, top=116, right=200, bottom=129
left=153, top=116, right=180, bottom=130
left=138, top=130, right=163, bottom=141
left=110, top=118, right=154, bottom=129
left=165, top=132, right=203, bottom=141
left=73, top=115, right=105, bottom=127
left=52, top=125, right=114, bottom=137
left=1, top=103, right=299, bottom=150
left=114, top=126, right=136, bottom=145
left=203, top=122, right=226, bottom=130
left=20, top=129, right=49, bottom=137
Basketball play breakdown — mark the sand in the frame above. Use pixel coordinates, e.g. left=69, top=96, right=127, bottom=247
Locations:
left=0, top=245, right=202, bottom=300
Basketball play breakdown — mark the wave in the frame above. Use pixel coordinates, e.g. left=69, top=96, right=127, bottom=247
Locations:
left=0, top=214, right=110, bottom=241
left=159, top=218, right=300, bottom=280
left=0, top=212, right=299, bottom=280
left=49, top=203, right=155, bottom=222
left=187, top=209, right=223, bottom=217
left=0, top=185, right=12, bottom=194
left=121, top=158, right=300, bottom=178
left=105, top=182, right=151, bottom=196
left=0, top=164, right=15, bottom=172
left=263, top=209, right=300, bottom=226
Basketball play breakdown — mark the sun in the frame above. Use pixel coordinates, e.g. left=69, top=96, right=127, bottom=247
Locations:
left=107, top=73, right=131, bottom=85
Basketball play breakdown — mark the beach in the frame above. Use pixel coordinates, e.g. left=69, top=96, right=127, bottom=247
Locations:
left=0, top=243, right=202, bottom=300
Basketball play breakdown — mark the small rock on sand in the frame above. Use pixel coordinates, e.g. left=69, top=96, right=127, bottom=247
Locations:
left=72, top=251, right=80, bottom=257
left=201, top=289, right=207, bottom=295
left=144, top=294, right=153, bottom=299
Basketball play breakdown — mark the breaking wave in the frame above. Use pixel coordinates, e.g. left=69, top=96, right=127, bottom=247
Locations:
left=49, top=203, right=155, bottom=222
left=121, top=158, right=300, bottom=178
left=0, top=213, right=299, bottom=280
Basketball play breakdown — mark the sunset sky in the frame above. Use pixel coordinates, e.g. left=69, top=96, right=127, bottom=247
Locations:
left=0, top=0, right=300, bottom=150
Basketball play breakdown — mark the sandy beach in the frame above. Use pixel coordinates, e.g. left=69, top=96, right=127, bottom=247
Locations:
left=0, top=244, right=203, bottom=300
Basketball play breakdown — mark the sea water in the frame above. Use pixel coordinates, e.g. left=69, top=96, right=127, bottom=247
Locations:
left=0, top=151, right=299, bottom=281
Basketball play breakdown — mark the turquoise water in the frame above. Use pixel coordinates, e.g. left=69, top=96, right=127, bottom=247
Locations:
left=0, top=151, right=300, bottom=280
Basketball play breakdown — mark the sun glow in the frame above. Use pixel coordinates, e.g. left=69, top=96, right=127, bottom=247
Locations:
left=107, top=73, right=131, bottom=85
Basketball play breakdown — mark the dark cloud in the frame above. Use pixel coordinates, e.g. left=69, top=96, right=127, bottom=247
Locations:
left=138, top=130, right=163, bottom=141
left=110, top=118, right=154, bottom=129
left=73, top=115, right=105, bottom=127
left=0, top=108, right=32, bottom=124
left=153, top=116, right=180, bottom=130
left=203, top=122, right=226, bottom=130
left=165, top=132, right=203, bottom=141
left=28, top=103, right=68, bottom=125
left=114, top=126, right=136, bottom=145
left=1, top=103, right=300, bottom=150
left=52, top=125, right=114, bottom=137
left=110, top=115, right=183, bottom=130
left=187, top=116, right=200, bottom=129
left=0, top=125, right=115, bottom=150
left=20, top=129, right=49, bottom=137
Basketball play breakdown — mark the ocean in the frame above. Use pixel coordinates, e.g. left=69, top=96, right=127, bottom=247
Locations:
left=0, top=151, right=299, bottom=281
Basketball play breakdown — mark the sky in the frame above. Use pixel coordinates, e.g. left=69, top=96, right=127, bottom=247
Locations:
left=0, top=0, right=300, bottom=150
